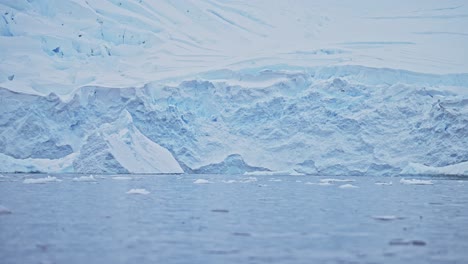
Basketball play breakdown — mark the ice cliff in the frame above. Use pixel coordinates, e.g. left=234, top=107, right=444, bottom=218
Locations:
left=1, top=67, right=467, bottom=175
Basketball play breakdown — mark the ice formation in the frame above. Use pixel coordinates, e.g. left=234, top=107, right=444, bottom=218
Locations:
left=126, top=188, right=150, bottom=195
left=72, top=175, right=97, bottom=182
left=193, top=179, right=213, bottom=184
left=23, top=176, right=62, bottom=184
left=0, top=1, right=466, bottom=175
left=400, top=178, right=434, bottom=185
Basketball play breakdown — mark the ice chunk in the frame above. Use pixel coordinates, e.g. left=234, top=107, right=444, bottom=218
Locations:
left=0, top=205, right=12, bottom=215
left=371, top=215, right=404, bottom=221
left=305, top=182, right=332, bottom=186
left=269, top=178, right=282, bottom=182
left=73, top=175, right=97, bottom=182
left=239, top=177, right=257, bottom=183
left=112, top=176, right=133, bottom=180
left=320, top=178, right=355, bottom=184
left=194, top=179, right=212, bottom=184
left=339, top=184, right=359, bottom=189
left=375, top=181, right=393, bottom=186
left=222, top=180, right=237, bottom=184
left=126, top=188, right=150, bottom=195
left=23, top=176, right=62, bottom=184
left=400, top=178, right=433, bottom=185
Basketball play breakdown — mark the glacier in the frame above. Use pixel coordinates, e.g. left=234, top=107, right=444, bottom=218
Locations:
left=0, top=0, right=467, bottom=175
left=0, top=67, right=467, bottom=175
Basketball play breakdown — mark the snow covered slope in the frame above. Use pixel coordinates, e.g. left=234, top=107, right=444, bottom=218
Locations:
left=1, top=0, right=467, bottom=96
left=0, top=1, right=467, bottom=175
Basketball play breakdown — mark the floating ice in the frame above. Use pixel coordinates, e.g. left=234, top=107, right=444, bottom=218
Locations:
left=73, top=175, right=97, bottom=182
left=239, top=177, right=258, bottom=183
left=126, top=188, right=150, bottom=195
left=375, top=182, right=393, bottom=186
left=305, top=182, right=332, bottom=186
left=194, top=179, right=213, bottom=184
left=0, top=205, right=12, bottom=215
left=321, top=178, right=355, bottom=184
left=222, top=180, right=237, bottom=184
left=400, top=178, right=434, bottom=185
left=269, top=178, right=282, bottom=182
left=339, top=184, right=359, bottom=189
left=23, top=176, right=62, bottom=184
left=112, top=176, right=133, bottom=180
left=371, top=215, right=404, bottom=221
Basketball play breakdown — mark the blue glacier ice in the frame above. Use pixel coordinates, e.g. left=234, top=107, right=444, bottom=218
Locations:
left=0, top=67, right=467, bottom=175
left=0, top=0, right=467, bottom=175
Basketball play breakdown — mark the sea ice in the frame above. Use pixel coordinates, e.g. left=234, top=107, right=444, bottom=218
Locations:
left=375, top=182, right=393, bottom=186
left=112, top=176, right=133, bottom=180
left=400, top=178, right=434, bottom=185
left=339, top=184, right=359, bottom=189
left=0, top=205, right=12, bottom=215
left=73, top=175, right=97, bottom=182
left=269, top=178, right=282, bottom=182
left=305, top=182, right=333, bottom=186
left=23, top=176, right=62, bottom=184
left=239, top=177, right=258, bottom=183
left=321, top=178, right=355, bottom=184
left=371, top=215, right=404, bottom=221
left=193, top=179, right=213, bottom=184
left=126, top=189, right=150, bottom=195
left=222, top=180, right=237, bottom=184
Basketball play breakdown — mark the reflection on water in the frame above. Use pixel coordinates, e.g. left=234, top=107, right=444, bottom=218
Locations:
left=0, top=174, right=467, bottom=264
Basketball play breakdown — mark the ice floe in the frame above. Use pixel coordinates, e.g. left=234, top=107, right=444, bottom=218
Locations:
left=320, top=178, right=355, bottom=184
left=240, top=177, right=258, bottom=183
left=126, top=189, right=150, bottom=195
left=112, top=176, right=133, bottom=180
left=339, top=184, right=359, bottom=189
left=194, top=179, right=213, bottom=184
left=72, top=175, right=97, bottom=182
left=371, top=215, right=405, bottom=221
left=0, top=205, right=12, bottom=215
left=305, top=182, right=333, bottom=186
left=222, top=180, right=237, bottom=184
left=400, top=178, right=434, bottom=185
left=375, top=181, right=393, bottom=186
left=23, top=176, right=62, bottom=184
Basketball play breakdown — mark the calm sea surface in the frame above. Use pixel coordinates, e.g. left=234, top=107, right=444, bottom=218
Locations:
left=1, top=174, right=467, bottom=264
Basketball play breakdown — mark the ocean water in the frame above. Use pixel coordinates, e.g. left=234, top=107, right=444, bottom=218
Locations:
left=0, top=174, right=467, bottom=264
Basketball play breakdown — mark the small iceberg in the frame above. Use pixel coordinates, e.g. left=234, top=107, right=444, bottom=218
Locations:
left=269, top=178, right=282, bottom=182
left=320, top=178, right=355, bottom=184
left=73, top=175, right=97, bottom=182
left=23, top=176, right=62, bottom=184
left=240, top=177, right=257, bottom=183
left=0, top=205, right=12, bottom=215
left=371, top=215, right=404, bottom=221
left=400, top=178, right=433, bottom=185
left=112, top=176, right=133, bottom=180
left=222, top=180, right=237, bottom=184
left=305, top=182, right=332, bottom=186
left=194, top=179, right=212, bottom=184
left=339, top=184, right=359, bottom=189
left=375, top=181, right=393, bottom=186
left=126, top=188, right=150, bottom=195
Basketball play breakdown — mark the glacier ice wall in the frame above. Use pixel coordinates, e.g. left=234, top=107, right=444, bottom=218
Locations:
left=1, top=67, right=467, bottom=175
